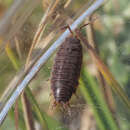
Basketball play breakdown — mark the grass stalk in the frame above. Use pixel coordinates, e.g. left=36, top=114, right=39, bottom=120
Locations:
left=80, top=68, right=119, bottom=130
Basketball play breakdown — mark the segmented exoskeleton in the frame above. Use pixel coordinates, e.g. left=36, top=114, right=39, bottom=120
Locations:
left=51, top=34, right=82, bottom=106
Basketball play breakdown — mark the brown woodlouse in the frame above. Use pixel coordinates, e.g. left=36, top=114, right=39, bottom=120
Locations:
left=50, top=26, right=83, bottom=107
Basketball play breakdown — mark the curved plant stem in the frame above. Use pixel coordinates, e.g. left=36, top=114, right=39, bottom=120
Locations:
left=5, top=44, right=48, bottom=129
left=76, top=30, right=130, bottom=110
left=85, top=16, right=116, bottom=116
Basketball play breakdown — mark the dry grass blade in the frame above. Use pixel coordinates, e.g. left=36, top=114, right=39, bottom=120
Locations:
left=14, top=36, right=22, bottom=60
left=76, top=29, right=130, bottom=109
left=73, top=0, right=95, bottom=20
left=5, top=43, right=35, bottom=130
left=26, top=0, right=72, bottom=67
left=85, top=16, right=116, bottom=114
left=0, top=0, right=26, bottom=36
left=0, top=0, right=71, bottom=110
left=0, top=68, right=25, bottom=110
left=21, top=93, right=35, bottom=130
left=0, top=0, right=40, bottom=50
left=25, top=0, right=57, bottom=67
left=14, top=100, right=19, bottom=130
left=26, top=0, right=68, bottom=67
left=16, top=2, right=57, bottom=125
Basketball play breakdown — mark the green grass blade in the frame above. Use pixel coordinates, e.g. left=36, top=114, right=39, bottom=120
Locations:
left=5, top=44, right=20, bottom=70
left=80, top=68, right=119, bottom=130
left=25, top=88, right=68, bottom=130
left=77, top=31, right=130, bottom=109
left=5, top=44, right=68, bottom=130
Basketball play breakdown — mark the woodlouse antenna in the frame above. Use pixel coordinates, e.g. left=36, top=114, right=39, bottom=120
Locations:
left=61, top=25, right=73, bottom=35
left=79, top=17, right=98, bottom=30
left=79, top=23, right=91, bottom=29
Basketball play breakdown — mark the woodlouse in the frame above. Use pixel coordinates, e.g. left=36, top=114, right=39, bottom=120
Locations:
left=51, top=27, right=83, bottom=107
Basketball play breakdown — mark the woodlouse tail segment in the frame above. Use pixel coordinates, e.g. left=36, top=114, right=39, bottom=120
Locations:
left=62, top=102, right=72, bottom=116
left=49, top=100, right=57, bottom=111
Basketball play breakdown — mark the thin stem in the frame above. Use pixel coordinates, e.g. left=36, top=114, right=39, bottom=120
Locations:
left=0, top=0, right=40, bottom=50
left=76, top=29, right=130, bottom=110
left=85, top=16, right=117, bottom=120
left=5, top=44, right=49, bottom=129
left=14, top=100, right=19, bottom=130
left=25, top=0, right=58, bottom=67
left=21, top=93, right=35, bottom=130
left=0, top=0, right=25, bottom=35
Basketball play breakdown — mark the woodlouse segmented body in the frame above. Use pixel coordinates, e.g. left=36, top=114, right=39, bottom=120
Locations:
left=51, top=35, right=82, bottom=105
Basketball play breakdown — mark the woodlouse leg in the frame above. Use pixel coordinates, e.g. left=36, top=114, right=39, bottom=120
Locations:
left=48, top=92, right=53, bottom=106
left=49, top=92, right=57, bottom=110
left=46, top=78, right=50, bottom=82
left=61, top=25, right=73, bottom=35
left=62, top=102, right=72, bottom=116
left=48, top=100, right=57, bottom=115
left=50, top=100, right=57, bottom=110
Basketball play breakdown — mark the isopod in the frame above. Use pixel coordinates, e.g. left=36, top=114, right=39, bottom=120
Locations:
left=51, top=27, right=83, bottom=107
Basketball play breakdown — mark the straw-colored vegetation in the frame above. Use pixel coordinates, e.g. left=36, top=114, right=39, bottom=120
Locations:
left=0, top=0, right=130, bottom=130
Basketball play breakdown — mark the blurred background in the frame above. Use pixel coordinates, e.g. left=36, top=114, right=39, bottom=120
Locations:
left=0, top=0, right=130, bottom=130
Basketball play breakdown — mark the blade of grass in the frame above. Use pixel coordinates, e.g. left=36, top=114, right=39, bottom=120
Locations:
left=14, top=101, right=19, bottom=130
left=26, top=0, right=72, bottom=67
left=76, top=30, right=130, bottom=109
left=21, top=92, right=35, bottom=130
left=25, top=87, right=68, bottom=130
left=6, top=44, right=35, bottom=130
left=85, top=16, right=116, bottom=115
left=80, top=68, right=119, bottom=130
left=5, top=44, right=21, bottom=70
left=25, top=0, right=57, bottom=67
left=9, top=107, right=25, bottom=130
left=0, top=0, right=40, bottom=47
left=5, top=44, right=48, bottom=129
left=5, top=44, right=68, bottom=130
